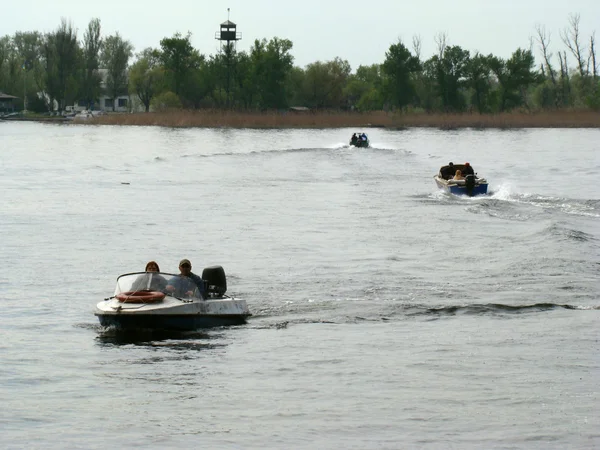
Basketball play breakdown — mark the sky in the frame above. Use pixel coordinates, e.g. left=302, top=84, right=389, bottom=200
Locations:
left=3, top=0, right=599, bottom=70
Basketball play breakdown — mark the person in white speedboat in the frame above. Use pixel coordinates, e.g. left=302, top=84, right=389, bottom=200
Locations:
left=131, top=261, right=168, bottom=292
left=165, top=259, right=206, bottom=299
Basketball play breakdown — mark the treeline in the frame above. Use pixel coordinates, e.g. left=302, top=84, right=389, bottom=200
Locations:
left=0, top=15, right=598, bottom=114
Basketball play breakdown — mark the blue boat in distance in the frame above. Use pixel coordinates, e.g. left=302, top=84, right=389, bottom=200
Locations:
left=434, top=163, right=488, bottom=196
left=350, top=132, right=369, bottom=148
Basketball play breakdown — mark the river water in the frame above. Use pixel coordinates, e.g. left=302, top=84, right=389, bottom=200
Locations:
left=1, top=122, right=598, bottom=449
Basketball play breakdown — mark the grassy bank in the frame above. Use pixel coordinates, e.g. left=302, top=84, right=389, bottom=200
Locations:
left=82, top=109, right=600, bottom=129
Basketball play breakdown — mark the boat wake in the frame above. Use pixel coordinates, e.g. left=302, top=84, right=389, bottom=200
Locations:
left=454, top=185, right=600, bottom=220
left=243, top=298, right=599, bottom=328
left=424, top=183, right=598, bottom=218
left=542, top=223, right=597, bottom=242
left=411, top=302, right=588, bottom=317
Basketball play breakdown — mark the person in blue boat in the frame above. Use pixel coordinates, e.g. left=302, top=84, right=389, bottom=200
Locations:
left=463, top=162, right=474, bottom=176
left=440, top=162, right=455, bottom=179
left=360, top=133, right=367, bottom=141
left=165, top=259, right=206, bottom=299
left=452, top=169, right=465, bottom=181
left=131, top=261, right=168, bottom=291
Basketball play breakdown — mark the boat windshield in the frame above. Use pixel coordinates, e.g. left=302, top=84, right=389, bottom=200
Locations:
left=114, top=272, right=203, bottom=299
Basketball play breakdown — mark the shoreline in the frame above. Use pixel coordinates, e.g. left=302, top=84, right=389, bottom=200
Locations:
left=5, top=110, right=600, bottom=129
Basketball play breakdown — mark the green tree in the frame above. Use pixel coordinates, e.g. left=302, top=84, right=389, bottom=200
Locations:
left=435, top=45, right=470, bottom=111
left=0, top=36, right=9, bottom=90
left=150, top=90, right=182, bottom=111
left=159, top=32, right=201, bottom=97
left=13, top=31, right=42, bottom=71
left=216, top=41, right=238, bottom=107
left=465, top=52, right=492, bottom=112
left=417, top=57, right=443, bottom=111
left=181, top=60, right=213, bottom=109
left=250, top=37, right=294, bottom=109
left=80, top=18, right=103, bottom=109
left=234, top=51, right=257, bottom=108
left=345, top=64, right=384, bottom=111
left=0, top=36, right=17, bottom=96
left=101, top=33, right=133, bottom=111
left=13, top=31, right=44, bottom=110
left=303, top=57, right=351, bottom=109
left=509, top=48, right=538, bottom=108
left=128, top=48, right=164, bottom=112
left=43, top=19, right=81, bottom=111
left=285, top=66, right=306, bottom=107
left=382, top=40, right=420, bottom=110
left=490, top=48, right=538, bottom=111
left=207, top=51, right=231, bottom=107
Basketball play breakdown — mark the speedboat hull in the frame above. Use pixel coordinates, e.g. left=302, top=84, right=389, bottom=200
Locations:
left=434, top=175, right=488, bottom=196
left=96, top=313, right=247, bottom=331
left=350, top=139, right=369, bottom=148
left=95, top=296, right=251, bottom=331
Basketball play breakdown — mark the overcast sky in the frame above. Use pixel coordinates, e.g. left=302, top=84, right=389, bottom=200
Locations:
left=3, top=0, right=599, bottom=69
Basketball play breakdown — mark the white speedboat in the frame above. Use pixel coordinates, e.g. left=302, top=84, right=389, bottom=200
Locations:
left=95, top=266, right=251, bottom=331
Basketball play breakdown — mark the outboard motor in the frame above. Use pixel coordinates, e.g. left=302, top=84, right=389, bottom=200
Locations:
left=465, top=174, right=476, bottom=196
left=202, top=265, right=227, bottom=297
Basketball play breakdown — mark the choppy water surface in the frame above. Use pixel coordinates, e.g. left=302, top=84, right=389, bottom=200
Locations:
left=1, top=122, right=598, bottom=449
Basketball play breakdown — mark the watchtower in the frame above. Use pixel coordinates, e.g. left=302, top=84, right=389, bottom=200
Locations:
left=215, top=9, right=241, bottom=52
left=215, top=9, right=241, bottom=107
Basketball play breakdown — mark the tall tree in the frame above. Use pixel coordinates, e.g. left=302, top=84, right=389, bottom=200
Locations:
left=561, top=13, right=587, bottom=77
left=219, top=40, right=237, bottom=107
left=128, top=48, right=163, bottom=112
left=436, top=45, right=470, bottom=111
left=345, top=64, right=384, bottom=111
left=590, top=33, right=597, bottom=79
left=159, top=32, right=201, bottom=97
left=382, top=40, right=420, bottom=110
left=535, top=24, right=561, bottom=107
left=303, top=57, right=351, bottom=109
left=101, top=33, right=133, bottom=111
left=465, top=53, right=492, bottom=112
left=250, top=37, right=294, bottom=109
left=43, top=19, right=81, bottom=111
left=490, top=48, right=538, bottom=111
left=80, top=18, right=103, bottom=109
left=506, top=48, right=538, bottom=107
left=233, top=50, right=256, bottom=108
left=13, top=31, right=43, bottom=111
left=0, top=35, right=16, bottom=94
left=13, top=31, right=42, bottom=71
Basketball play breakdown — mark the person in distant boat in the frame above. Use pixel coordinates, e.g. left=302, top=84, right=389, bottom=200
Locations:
left=360, top=133, right=367, bottom=141
left=350, top=133, right=358, bottom=145
left=131, top=261, right=167, bottom=292
left=463, top=162, right=474, bottom=176
left=452, top=169, right=465, bottom=181
left=440, top=162, right=455, bottom=180
left=165, top=259, right=206, bottom=298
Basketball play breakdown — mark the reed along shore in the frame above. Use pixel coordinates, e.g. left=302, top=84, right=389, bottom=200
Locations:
left=82, top=109, right=600, bottom=129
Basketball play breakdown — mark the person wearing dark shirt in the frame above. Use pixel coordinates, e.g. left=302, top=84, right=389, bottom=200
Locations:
left=165, top=259, right=206, bottom=299
left=463, top=162, right=474, bottom=176
left=440, top=162, right=455, bottom=179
